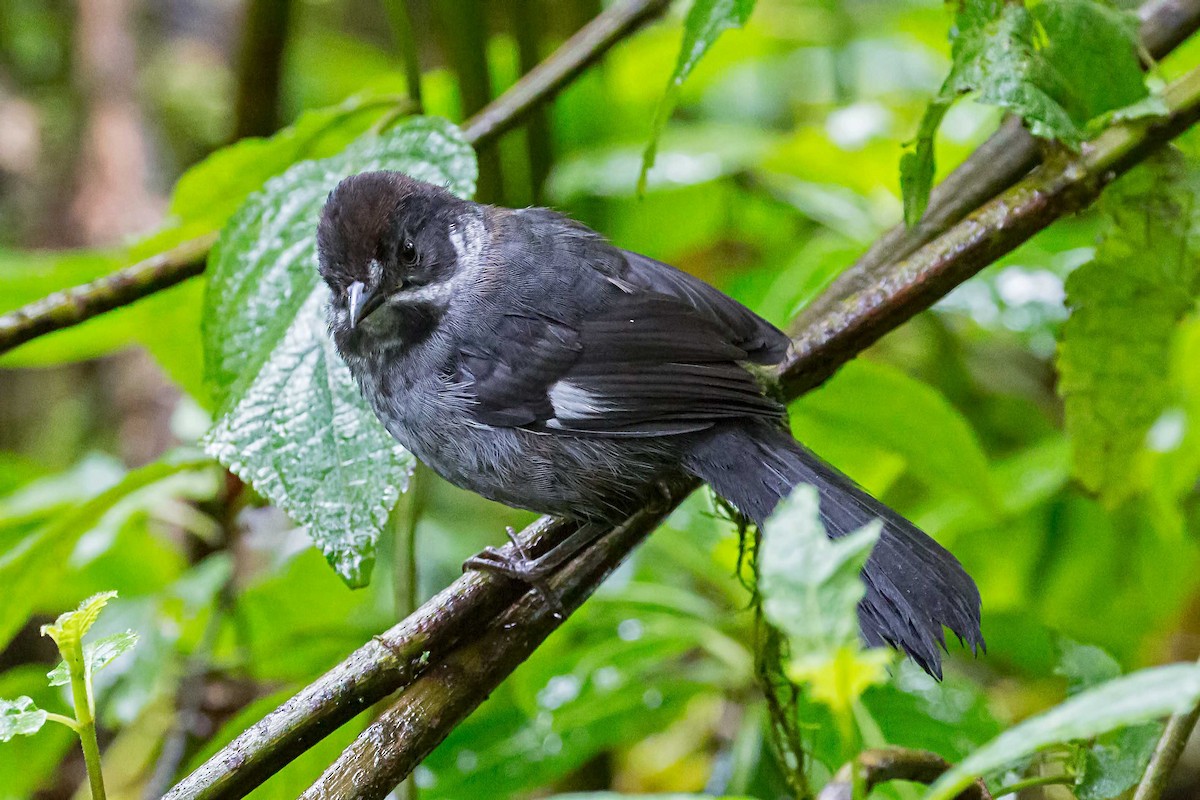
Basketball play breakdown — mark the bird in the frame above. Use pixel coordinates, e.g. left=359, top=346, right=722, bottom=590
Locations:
left=316, top=170, right=983, bottom=678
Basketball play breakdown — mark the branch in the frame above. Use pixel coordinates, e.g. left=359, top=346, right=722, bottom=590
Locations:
left=0, top=0, right=671, bottom=360
left=300, top=61, right=1200, bottom=800
left=817, top=748, right=992, bottom=800
left=0, top=234, right=215, bottom=356
left=1132, top=655, right=1200, bottom=800
left=159, top=32, right=1200, bottom=800
left=460, top=0, right=671, bottom=148
left=791, top=0, right=1200, bottom=334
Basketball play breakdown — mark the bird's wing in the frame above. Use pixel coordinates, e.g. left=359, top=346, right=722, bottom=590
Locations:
left=455, top=246, right=790, bottom=437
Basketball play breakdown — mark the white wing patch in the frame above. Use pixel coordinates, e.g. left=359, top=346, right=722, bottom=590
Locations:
left=548, top=380, right=613, bottom=422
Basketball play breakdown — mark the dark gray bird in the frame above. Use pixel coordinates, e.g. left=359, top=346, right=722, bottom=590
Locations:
left=317, top=170, right=983, bottom=677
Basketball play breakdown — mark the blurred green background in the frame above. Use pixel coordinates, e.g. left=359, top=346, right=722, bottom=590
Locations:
left=1, top=0, right=1199, bottom=797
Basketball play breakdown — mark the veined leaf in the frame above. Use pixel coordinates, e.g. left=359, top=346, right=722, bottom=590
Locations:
left=758, top=484, right=890, bottom=715
left=901, top=0, right=1156, bottom=225
left=0, top=697, right=46, bottom=742
left=40, top=591, right=117, bottom=654
left=47, top=630, right=139, bottom=687
left=639, top=0, right=757, bottom=192
left=1057, top=150, right=1200, bottom=505
left=925, top=663, right=1200, bottom=800
left=202, top=116, right=476, bottom=586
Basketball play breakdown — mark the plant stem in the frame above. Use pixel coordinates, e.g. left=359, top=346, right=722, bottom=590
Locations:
left=383, top=0, right=423, bottom=110
left=1132, top=655, right=1200, bottom=800
left=43, top=712, right=81, bottom=731
left=991, top=773, right=1075, bottom=797
left=66, top=639, right=107, bottom=800
left=817, top=748, right=992, bottom=800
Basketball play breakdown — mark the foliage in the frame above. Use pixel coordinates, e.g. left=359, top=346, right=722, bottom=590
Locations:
left=901, top=0, right=1160, bottom=225
left=202, top=116, right=475, bottom=585
left=2, top=0, right=1200, bottom=797
left=1, top=592, right=139, bottom=799
left=1057, top=149, right=1200, bottom=506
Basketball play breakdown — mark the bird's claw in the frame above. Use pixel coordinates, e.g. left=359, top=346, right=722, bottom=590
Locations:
left=462, top=527, right=566, bottom=618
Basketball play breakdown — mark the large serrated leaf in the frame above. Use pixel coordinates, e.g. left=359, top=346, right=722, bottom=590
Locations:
left=901, top=0, right=1156, bottom=225
left=1057, top=151, right=1200, bottom=505
left=202, top=116, right=477, bottom=586
left=925, top=663, right=1200, bottom=800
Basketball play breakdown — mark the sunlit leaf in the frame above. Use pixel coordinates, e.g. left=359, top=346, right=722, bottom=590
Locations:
left=901, top=0, right=1155, bottom=225
left=758, top=484, right=890, bottom=717
left=40, top=591, right=117, bottom=654
left=793, top=359, right=995, bottom=506
left=925, top=664, right=1200, bottom=800
left=1058, top=150, right=1200, bottom=505
left=0, top=451, right=213, bottom=653
left=47, top=630, right=139, bottom=687
left=202, top=116, right=476, bottom=586
left=0, top=697, right=47, bottom=742
left=639, top=0, right=757, bottom=191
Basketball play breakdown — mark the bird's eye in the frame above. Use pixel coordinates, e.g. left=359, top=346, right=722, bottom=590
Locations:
left=400, top=238, right=418, bottom=267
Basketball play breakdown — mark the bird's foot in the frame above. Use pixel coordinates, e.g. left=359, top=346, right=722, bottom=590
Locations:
left=463, top=527, right=566, bottom=618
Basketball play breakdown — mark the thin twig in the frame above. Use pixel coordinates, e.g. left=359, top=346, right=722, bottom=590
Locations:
left=299, top=64, right=1200, bottom=800
left=232, top=0, right=292, bottom=140
left=817, top=748, right=992, bottom=800
left=461, top=0, right=671, bottom=148
left=1132, top=655, right=1200, bottom=800
left=382, top=0, right=423, bottom=111
left=0, top=234, right=215, bottom=357
left=0, top=0, right=672, bottom=359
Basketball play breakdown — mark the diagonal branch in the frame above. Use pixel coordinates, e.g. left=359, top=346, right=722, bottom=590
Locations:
left=0, top=0, right=672, bottom=360
left=298, top=64, right=1200, bottom=800
left=791, top=0, right=1200, bottom=334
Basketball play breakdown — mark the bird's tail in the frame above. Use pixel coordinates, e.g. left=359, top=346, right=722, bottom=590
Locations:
left=683, top=420, right=983, bottom=678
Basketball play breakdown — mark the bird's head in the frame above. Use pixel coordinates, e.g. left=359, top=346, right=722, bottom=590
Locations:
left=317, top=170, right=476, bottom=354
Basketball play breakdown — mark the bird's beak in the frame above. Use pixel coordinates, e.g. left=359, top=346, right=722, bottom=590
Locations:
left=347, top=281, right=376, bottom=329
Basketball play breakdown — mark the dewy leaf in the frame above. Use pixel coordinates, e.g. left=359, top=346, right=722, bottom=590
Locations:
left=40, top=592, right=118, bottom=655
left=758, top=485, right=890, bottom=714
left=1057, top=150, right=1200, bottom=505
left=900, top=0, right=1154, bottom=226
left=638, top=0, right=756, bottom=192
left=925, top=663, right=1200, bottom=800
left=202, top=116, right=476, bottom=586
left=0, top=697, right=47, bottom=742
left=47, top=631, right=139, bottom=687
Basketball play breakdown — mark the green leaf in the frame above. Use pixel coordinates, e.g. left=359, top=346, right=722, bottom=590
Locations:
left=1076, top=723, right=1162, bottom=800
left=900, top=0, right=1154, bottom=225
left=1055, top=638, right=1121, bottom=695
left=47, top=631, right=139, bottom=687
left=925, top=663, right=1200, bottom=800
left=758, top=485, right=890, bottom=716
left=551, top=795, right=755, bottom=799
left=638, top=0, right=757, bottom=192
left=40, top=591, right=117, bottom=654
left=0, top=451, right=213, bottom=652
left=169, top=92, right=403, bottom=231
left=1053, top=638, right=1162, bottom=800
left=0, top=697, right=47, bottom=742
left=202, top=116, right=476, bottom=586
left=1057, top=151, right=1200, bottom=505
left=793, top=360, right=995, bottom=506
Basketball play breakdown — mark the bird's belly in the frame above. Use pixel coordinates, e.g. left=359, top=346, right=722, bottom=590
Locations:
left=387, top=406, right=675, bottom=519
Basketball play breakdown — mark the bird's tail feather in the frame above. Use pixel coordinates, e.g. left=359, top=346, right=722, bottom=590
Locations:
left=683, top=420, right=983, bottom=678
